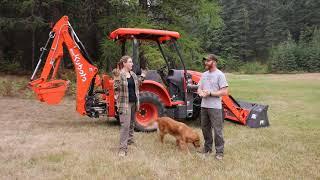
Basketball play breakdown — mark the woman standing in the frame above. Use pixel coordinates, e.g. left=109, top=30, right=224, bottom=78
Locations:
left=113, top=55, right=145, bottom=157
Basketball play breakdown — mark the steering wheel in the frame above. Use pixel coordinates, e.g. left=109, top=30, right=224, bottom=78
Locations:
left=157, top=65, right=169, bottom=86
left=160, top=64, right=167, bottom=71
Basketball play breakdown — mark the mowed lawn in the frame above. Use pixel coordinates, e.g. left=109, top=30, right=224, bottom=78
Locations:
left=0, top=73, right=319, bottom=179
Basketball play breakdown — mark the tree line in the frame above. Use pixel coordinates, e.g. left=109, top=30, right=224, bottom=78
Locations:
left=0, top=0, right=319, bottom=74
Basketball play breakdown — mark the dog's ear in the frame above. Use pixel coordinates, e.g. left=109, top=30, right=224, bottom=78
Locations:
left=192, top=131, right=200, bottom=140
left=192, top=132, right=201, bottom=147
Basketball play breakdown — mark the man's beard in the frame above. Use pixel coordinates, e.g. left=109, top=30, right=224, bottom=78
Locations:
left=205, top=62, right=214, bottom=70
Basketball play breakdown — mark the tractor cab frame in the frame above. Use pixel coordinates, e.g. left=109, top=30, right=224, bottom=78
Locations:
left=109, top=28, right=198, bottom=122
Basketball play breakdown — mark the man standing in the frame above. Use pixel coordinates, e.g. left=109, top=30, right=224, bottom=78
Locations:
left=197, top=54, right=228, bottom=160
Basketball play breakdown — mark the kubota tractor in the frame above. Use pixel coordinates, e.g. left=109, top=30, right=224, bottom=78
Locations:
left=29, top=16, right=269, bottom=132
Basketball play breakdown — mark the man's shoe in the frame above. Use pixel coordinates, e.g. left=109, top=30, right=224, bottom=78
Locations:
left=128, top=140, right=135, bottom=145
left=118, top=150, right=127, bottom=157
left=215, top=153, right=223, bottom=160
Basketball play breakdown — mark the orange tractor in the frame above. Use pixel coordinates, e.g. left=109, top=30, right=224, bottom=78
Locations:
left=29, top=16, right=269, bottom=131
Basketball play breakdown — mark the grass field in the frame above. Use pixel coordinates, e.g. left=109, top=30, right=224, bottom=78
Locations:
left=0, top=73, right=319, bottom=179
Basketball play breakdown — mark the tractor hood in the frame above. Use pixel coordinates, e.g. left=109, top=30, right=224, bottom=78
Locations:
left=187, top=70, right=202, bottom=83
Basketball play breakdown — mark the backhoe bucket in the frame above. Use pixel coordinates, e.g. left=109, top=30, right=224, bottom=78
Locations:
left=29, top=79, right=69, bottom=105
left=237, top=101, right=269, bottom=128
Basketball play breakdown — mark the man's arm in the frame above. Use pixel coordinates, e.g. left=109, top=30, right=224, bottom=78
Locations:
left=209, top=87, right=228, bottom=97
left=137, top=69, right=147, bottom=86
left=198, top=88, right=210, bottom=97
left=197, top=77, right=209, bottom=97
left=209, top=73, right=229, bottom=97
left=197, top=86, right=203, bottom=95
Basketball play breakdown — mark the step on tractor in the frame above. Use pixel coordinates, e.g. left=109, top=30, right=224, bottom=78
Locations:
left=29, top=16, right=269, bottom=132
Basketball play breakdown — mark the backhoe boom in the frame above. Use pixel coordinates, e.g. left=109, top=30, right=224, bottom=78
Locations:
left=29, top=16, right=99, bottom=115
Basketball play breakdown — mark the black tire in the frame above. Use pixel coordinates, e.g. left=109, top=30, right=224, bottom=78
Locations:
left=115, top=114, right=120, bottom=124
left=135, top=92, right=165, bottom=132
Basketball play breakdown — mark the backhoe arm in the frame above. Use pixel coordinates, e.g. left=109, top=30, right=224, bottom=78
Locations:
left=29, top=16, right=98, bottom=115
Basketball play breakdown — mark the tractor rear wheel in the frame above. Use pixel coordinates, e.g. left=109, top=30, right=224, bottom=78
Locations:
left=135, top=92, right=165, bottom=132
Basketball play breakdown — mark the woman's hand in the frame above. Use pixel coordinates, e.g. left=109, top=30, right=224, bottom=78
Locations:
left=112, top=68, right=121, bottom=92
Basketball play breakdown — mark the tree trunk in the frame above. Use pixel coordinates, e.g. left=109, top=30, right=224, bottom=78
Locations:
left=32, top=28, right=36, bottom=70
left=139, top=0, right=148, bottom=9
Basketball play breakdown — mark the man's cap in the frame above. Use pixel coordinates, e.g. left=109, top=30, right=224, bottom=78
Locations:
left=203, top=54, right=219, bottom=62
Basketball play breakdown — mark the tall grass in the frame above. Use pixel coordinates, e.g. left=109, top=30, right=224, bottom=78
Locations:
left=0, top=77, right=33, bottom=98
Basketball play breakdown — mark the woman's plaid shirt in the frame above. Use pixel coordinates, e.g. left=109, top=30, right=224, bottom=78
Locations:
left=114, top=70, right=143, bottom=114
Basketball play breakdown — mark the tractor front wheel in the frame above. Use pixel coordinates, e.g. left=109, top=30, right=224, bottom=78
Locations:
left=135, top=92, right=165, bottom=132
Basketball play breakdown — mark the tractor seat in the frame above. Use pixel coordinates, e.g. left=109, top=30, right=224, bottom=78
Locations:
left=166, top=69, right=184, bottom=101
left=144, top=70, right=163, bottom=84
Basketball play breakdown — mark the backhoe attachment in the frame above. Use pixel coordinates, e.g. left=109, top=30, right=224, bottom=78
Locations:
left=29, top=79, right=69, bottom=104
left=29, top=16, right=99, bottom=115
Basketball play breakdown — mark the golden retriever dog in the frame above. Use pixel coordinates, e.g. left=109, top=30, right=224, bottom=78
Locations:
left=149, top=117, right=200, bottom=152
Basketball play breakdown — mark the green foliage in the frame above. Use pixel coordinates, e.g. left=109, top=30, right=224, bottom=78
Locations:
left=307, top=28, right=320, bottom=72
left=239, top=62, right=268, bottom=74
left=0, top=0, right=319, bottom=73
left=97, top=0, right=222, bottom=72
left=218, top=0, right=320, bottom=64
left=0, top=0, right=49, bottom=30
left=270, top=28, right=320, bottom=73
left=0, top=60, right=21, bottom=73
left=0, top=78, right=34, bottom=98
left=141, top=45, right=165, bottom=70
left=218, top=54, right=243, bottom=72
left=270, top=37, right=298, bottom=73
left=99, top=40, right=122, bottom=73
left=0, top=50, right=23, bottom=74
